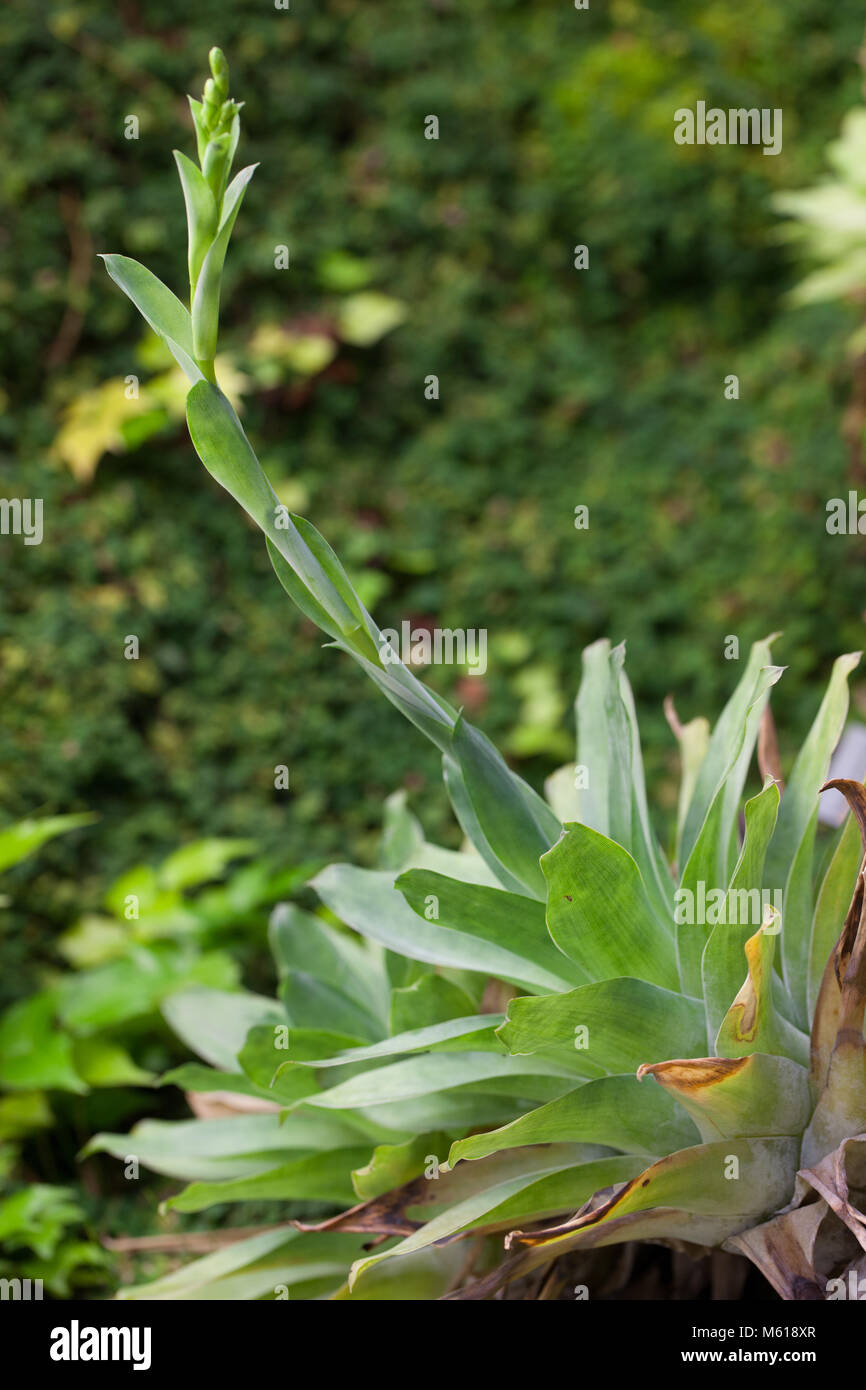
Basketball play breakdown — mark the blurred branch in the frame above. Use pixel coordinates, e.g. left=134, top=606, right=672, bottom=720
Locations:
left=45, top=190, right=92, bottom=371
left=102, top=1223, right=289, bottom=1254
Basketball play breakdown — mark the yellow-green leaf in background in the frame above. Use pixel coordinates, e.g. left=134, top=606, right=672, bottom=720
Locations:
left=337, top=292, right=407, bottom=346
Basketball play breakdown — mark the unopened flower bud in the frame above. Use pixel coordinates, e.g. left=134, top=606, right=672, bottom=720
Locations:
left=209, top=47, right=230, bottom=100
left=203, top=77, right=219, bottom=120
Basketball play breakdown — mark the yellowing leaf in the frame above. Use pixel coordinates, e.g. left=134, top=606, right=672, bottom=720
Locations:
left=337, top=293, right=407, bottom=347
left=53, top=378, right=149, bottom=482
left=248, top=323, right=336, bottom=378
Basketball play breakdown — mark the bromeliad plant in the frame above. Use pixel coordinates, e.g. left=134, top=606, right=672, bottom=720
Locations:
left=98, top=52, right=866, bottom=1300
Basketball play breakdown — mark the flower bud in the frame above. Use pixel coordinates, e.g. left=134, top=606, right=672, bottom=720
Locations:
left=202, top=77, right=220, bottom=124
left=209, top=47, right=230, bottom=100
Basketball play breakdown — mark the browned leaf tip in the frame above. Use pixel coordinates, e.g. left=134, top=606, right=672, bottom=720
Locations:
left=637, top=1056, right=748, bottom=1091
left=506, top=1179, right=631, bottom=1250
left=820, top=779, right=866, bottom=856
left=293, top=1177, right=425, bottom=1238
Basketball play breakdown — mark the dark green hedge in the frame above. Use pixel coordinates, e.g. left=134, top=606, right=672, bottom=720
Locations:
left=3, top=0, right=866, bottom=999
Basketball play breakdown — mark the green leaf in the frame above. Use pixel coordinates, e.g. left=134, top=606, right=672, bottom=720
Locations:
left=173, top=150, right=218, bottom=289
left=389, top=973, right=478, bottom=1033
left=574, top=640, right=672, bottom=924
left=313, top=863, right=575, bottom=994
left=637, top=1054, right=812, bottom=1141
left=159, top=1062, right=276, bottom=1103
left=100, top=254, right=202, bottom=382
left=292, top=1051, right=577, bottom=1112
left=186, top=382, right=361, bottom=638
left=161, top=987, right=284, bottom=1072
left=701, top=777, right=781, bottom=1043
left=801, top=778, right=866, bottom=1166
left=0, top=1185, right=84, bottom=1259
left=677, top=661, right=784, bottom=993
left=159, top=837, right=256, bottom=892
left=679, top=636, right=779, bottom=871
left=71, top=1037, right=153, bottom=1088
left=667, top=709, right=711, bottom=869
left=766, top=651, right=860, bottom=891
left=573, top=638, right=619, bottom=837
left=0, top=1091, right=53, bottom=1143
left=542, top=825, right=679, bottom=989
left=274, top=1015, right=502, bottom=1073
left=191, top=163, right=257, bottom=361
left=455, top=1155, right=646, bottom=1234
left=349, top=1149, right=641, bottom=1288
left=103, top=863, right=162, bottom=919
left=351, top=1132, right=450, bottom=1201
left=499, top=978, right=706, bottom=1076
left=543, top=764, right=583, bottom=823
left=235, top=1026, right=322, bottom=1103
left=281, top=975, right=386, bottom=1042
left=448, top=1074, right=700, bottom=1165
left=777, top=813, right=819, bottom=1029
left=506, top=1137, right=801, bottom=1262
left=450, top=715, right=560, bottom=899
left=0, top=994, right=85, bottom=1093
left=378, top=790, right=425, bottom=871
left=83, top=1112, right=361, bottom=1181
left=391, top=836, right=503, bottom=890
left=116, top=1226, right=363, bottom=1301
left=396, top=869, right=588, bottom=988
left=253, top=1028, right=367, bottom=1064
left=714, top=922, right=809, bottom=1065
left=354, top=1091, right=523, bottom=1138
left=768, top=654, right=861, bottom=1014
left=337, top=1244, right=466, bottom=1301
left=163, top=1146, right=371, bottom=1213
left=808, top=808, right=862, bottom=1016
left=616, top=654, right=676, bottom=922
left=55, top=948, right=239, bottom=1032
left=269, top=902, right=388, bottom=1030
left=441, top=753, right=531, bottom=893
left=0, top=813, right=95, bottom=874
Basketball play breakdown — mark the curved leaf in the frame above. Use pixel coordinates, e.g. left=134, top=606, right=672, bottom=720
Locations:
left=714, top=919, right=809, bottom=1065
left=449, top=715, right=560, bottom=899
left=701, top=777, right=780, bottom=1043
left=100, top=254, right=201, bottom=381
left=506, top=1136, right=800, bottom=1261
left=397, top=869, right=589, bottom=989
left=542, top=826, right=678, bottom=989
left=312, top=863, right=576, bottom=994
left=499, top=977, right=706, bottom=1076
left=161, top=987, right=284, bottom=1072
left=637, top=1053, right=812, bottom=1141
left=448, top=1074, right=700, bottom=1165
left=293, top=1052, right=577, bottom=1113
left=191, top=163, right=257, bottom=360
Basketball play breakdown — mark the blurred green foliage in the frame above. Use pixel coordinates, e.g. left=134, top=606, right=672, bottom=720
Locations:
left=0, top=819, right=315, bottom=1159
left=0, top=816, right=321, bottom=1293
left=3, top=0, right=866, bottom=1001
left=0, top=1184, right=109, bottom=1297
